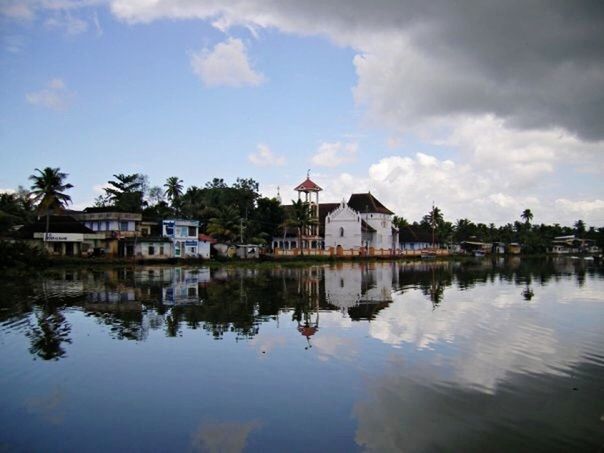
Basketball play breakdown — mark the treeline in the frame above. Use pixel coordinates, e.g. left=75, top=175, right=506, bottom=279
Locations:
left=395, top=207, right=604, bottom=252
left=0, top=169, right=286, bottom=244
left=0, top=167, right=602, bottom=250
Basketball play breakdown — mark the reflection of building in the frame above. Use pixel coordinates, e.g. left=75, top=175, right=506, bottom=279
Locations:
left=324, top=264, right=394, bottom=319
left=161, top=267, right=210, bottom=305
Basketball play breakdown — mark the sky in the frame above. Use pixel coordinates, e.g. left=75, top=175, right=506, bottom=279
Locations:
left=0, top=0, right=603, bottom=226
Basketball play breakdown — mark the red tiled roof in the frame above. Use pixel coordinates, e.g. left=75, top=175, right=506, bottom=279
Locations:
left=198, top=234, right=217, bottom=243
left=294, top=178, right=322, bottom=192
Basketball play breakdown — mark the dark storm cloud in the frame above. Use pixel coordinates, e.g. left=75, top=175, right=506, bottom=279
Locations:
left=111, top=0, right=604, bottom=139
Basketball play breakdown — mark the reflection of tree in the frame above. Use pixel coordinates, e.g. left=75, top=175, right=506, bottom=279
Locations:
left=522, top=285, right=534, bottom=301
left=292, top=271, right=320, bottom=349
left=27, top=305, right=71, bottom=361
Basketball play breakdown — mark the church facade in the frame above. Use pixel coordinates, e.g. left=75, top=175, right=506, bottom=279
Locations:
left=272, top=176, right=399, bottom=254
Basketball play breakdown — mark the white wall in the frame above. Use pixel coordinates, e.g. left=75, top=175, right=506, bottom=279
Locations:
left=363, top=213, right=398, bottom=250
left=324, top=202, right=363, bottom=250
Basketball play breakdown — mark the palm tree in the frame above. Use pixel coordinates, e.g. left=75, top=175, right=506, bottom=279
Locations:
left=521, top=209, right=533, bottom=225
left=164, top=177, right=184, bottom=210
left=285, top=199, right=316, bottom=256
left=29, top=167, right=73, bottom=235
left=206, top=205, right=241, bottom=242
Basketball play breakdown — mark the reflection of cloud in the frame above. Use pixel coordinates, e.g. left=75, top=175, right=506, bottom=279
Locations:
left=249, top=334, right=286, bottom=356
left=24, top=387, right=65, bottom=425
left=191, top=419, right=262, bottom=453
left=313, top=335, right=358, bottom=362
left=369, top=280, right=604, bottom=393
left=354, top=360, right=604, bottom=452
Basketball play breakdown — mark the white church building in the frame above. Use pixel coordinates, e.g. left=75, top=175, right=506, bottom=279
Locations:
left=273, top=176, right=399, bottom=254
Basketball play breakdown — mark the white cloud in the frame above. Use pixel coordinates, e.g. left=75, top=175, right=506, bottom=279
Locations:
left=310, top=150, right=604, bottom=226
left=0, top=1, right=34, bottom=20
left=248, top=144, right=285, bottom=167
left=25, top=78, right=74, bottom=110
left=190, top=38, right=265, bottom=87
left=311, top=142, right=357, bottom=168
left=44, top=11, right=89, bottom=34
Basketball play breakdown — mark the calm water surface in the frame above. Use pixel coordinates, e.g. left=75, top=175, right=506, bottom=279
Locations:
left=1, top=258, right=603, bottom=452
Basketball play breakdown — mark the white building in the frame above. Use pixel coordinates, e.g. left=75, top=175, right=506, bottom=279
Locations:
left=324, top=193, right=399, bottom=252
left=162, top=219, right=200, bottom=258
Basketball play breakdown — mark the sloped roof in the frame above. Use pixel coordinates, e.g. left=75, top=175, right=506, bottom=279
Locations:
left=347, top=193, right=394, bottom=215
left=398, top=226, right=440, bottom=243
left=361, top=220, right=376, bottom=233
left=294, top=177, right=322, bottom=192
left=17, top=215, right=94, bottom=237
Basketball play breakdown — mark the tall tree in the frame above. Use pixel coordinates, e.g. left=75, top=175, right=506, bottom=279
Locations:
left=104, top=173, right=144, bottom=212
left=574, top=219, right=586, bottom=236
left=285, top=199, right=316, bottom=255
left=521, top=209, right=534, bottom=225
left=164, top=177, right=184, bottom=210
left=29, top=167, right=73, bottom=234
left=206, top=205, right=241, bottom=242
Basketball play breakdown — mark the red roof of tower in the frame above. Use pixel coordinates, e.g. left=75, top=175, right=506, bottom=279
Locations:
left=294, top=177, right=322, bottom=192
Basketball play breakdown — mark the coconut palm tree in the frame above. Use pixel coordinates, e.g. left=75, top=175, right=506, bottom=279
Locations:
left=164, top=176, right=184, bottom=209
left=206, top=205, right=241, bottom=242
left=521, top=209, right=533, bottom=225
left=285, top=199, right=316, bottom=256
left=29, top=167, right=73, bottom=235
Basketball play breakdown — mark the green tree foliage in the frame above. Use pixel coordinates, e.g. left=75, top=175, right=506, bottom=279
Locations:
left=0, top=188, right=35, bottom=233
left=206, top=205, right=241, bottom=242
left=29, top=167, right=73, bottom=213
left=521, top=209, right=534, bottom=225
left=104, top=173, right=144, bottom=212
left=285, top=199, right=316, bottom=255
left=164, top=176, right=184, bottom=211
left=29, top=167, right=73, bottom=233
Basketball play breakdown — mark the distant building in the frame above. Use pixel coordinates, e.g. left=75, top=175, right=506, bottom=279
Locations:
left=18, top=215, right=104, bottom=256
left=198, top=234, right=216, bottom=259
left=272, top=176, right=399, bottom=254
left=398, top=226, right=443, bottom=251
left=551, top=235, right=599, bottom=254
left=71, top=209, right=142, bottom=256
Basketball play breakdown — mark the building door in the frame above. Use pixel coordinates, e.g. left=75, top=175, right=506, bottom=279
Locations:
left=65, top=242, right=74, bottom=256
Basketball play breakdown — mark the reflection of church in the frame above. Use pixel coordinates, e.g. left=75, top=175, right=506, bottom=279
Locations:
left=324, top=264, right=396, bottom=319
left=272, top=175, right=399, bottom=253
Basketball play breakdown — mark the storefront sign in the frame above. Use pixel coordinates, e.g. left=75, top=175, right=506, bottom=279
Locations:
left=43, top=233, right=84, bottom=242
left=185, top=240, right=198, bottom=246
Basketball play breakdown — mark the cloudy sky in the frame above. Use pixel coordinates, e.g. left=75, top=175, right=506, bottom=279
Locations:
left=1, top=0, right=603, bottom=225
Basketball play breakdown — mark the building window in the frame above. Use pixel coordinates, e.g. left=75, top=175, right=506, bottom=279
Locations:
left=340, top=227, right=344, bottom=237
left=53, top=242, right=62, bottom=254
left=159, top=245, right=164, bottom=255
left=175, top=242, right=181, bottom=256
left=148, top=245, right=155, bottom=255
left=120, top=221, right=128, bottom=231
left=188, top=226, right=196, bottom=236
left=165, top=224, right=174, bottom=236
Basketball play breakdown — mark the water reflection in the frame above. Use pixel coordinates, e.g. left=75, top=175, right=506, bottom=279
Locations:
left=0, top=258, right=603, bottom=451
left=1, top=259, right=602, bottom=359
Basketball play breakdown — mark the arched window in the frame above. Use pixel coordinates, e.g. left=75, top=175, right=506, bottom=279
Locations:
left=339, top=227, right=344, bottom=237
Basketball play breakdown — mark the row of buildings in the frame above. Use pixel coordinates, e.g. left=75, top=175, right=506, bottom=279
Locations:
left=17, top=209, right=215, bottom=260
left=11, top=175, right=600, bottom=259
